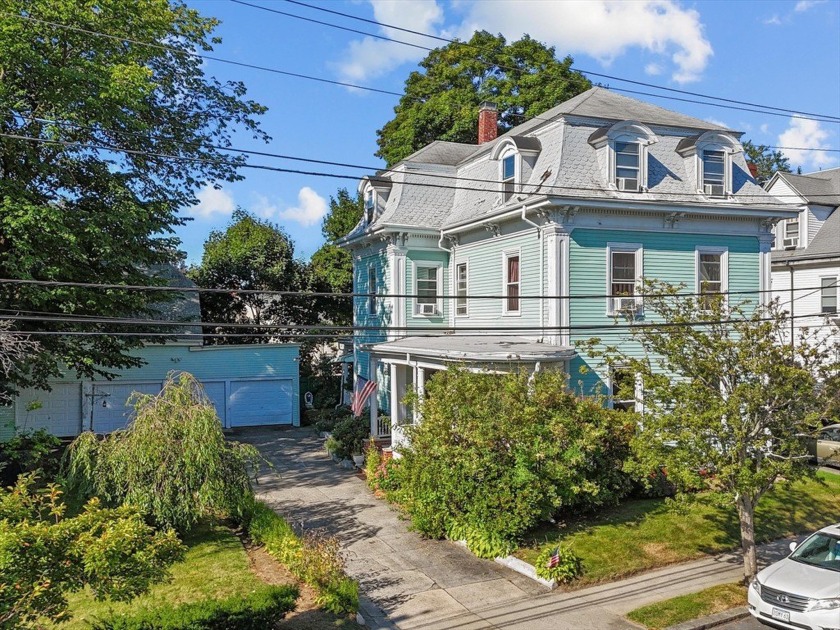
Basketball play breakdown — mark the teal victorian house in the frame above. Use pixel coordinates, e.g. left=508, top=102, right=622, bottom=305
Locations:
left=337, top=88, right=795, bottom=448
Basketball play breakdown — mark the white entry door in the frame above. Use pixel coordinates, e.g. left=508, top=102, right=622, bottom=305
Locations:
left=91, top=382, right=162, bottom=433
left=228, top=379, right=293, bottom=427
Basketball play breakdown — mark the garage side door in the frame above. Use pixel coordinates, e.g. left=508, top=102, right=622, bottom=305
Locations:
left=92, top=383, right=162, bottom=433
left=228, top=379, right=293, bottom=427
left=15, top=384, right=82, bottom=437
left=201, top=381, right=227, bottom=427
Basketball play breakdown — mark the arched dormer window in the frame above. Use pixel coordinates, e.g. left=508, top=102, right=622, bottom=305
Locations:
left=589, top=121, right=658, bottom=192
left=357, top=175, right=392, bottom=227
left=364, top=187, right=376, bottom=224
left=491, top=136, right=541, bottom=204
left=676, top=131, right=741, bottom=198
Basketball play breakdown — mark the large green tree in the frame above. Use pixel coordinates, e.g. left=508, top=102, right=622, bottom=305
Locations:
left=189, top=210, right=309, bottom=342
left=309, top=188, right=363, bottom=326
left=743, top=140, right=791, bottom=184
left=582, top=282, right=838, bottom=581
left=0, top=0, right=266, bottom=394
left=376, top=31, right=592, bottom=166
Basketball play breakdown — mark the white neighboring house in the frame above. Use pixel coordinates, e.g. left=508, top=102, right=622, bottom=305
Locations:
left=766, top=168, right=840, bottom=350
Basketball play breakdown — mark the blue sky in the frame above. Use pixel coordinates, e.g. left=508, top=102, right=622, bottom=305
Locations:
left=179, top=0, right=840, bottom=264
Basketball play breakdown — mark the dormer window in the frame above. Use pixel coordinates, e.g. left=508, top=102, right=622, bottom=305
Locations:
left=589, top=121, right=657, bottom=193
left=782, top=218, right=799, bottom=249
left=364, top=188, right=376, bottom=224
left=501, top=152, right=516, bottom=202
left=615, top=142, right=640, bottom=192
left=702, top=150, right=726, bottom=197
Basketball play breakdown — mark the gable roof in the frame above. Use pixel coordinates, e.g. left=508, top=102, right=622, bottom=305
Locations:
left=772, top=207, right=840, bottom=262
left=775, top=168, right=840, bottom=207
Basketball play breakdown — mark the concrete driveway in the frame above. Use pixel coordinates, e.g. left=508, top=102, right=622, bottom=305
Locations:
left=239, top=427, right=792, bottom=630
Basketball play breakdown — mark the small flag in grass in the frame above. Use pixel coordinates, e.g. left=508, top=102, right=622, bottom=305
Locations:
left=547, top=547, right=560, bottom=569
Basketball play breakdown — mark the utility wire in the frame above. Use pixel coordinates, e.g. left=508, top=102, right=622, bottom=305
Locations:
left=3, top=131, right=836, bottom=202
left=1, top=277, right=834, bottom=301
left=271, top=0, right=840, bottom=124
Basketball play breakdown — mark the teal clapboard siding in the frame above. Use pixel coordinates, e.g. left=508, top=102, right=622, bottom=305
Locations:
left=452, top=231, right=541, bottom=329
left=406, top=250, right=449, bottom=328
left=569, top=228, right=760, bottom=395
left=353, top=245, right=390, bottom=411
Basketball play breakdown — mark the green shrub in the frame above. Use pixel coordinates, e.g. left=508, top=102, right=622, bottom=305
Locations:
left=0, top=428, right=62, bottom=485
left=0, top=475, right=183, bottom=628
left=247, top=502, right=358, bottom=615
left=364, top=442, right=382, bottom=491
left=393, top=368, right=634, bottom=555
left=330, top=414, right=368, bottom=459
left=62, top=372, right=264, bottom=534
left=90, top=584, right=299, bottom=629
left=534, top=545, right=583, bottom=584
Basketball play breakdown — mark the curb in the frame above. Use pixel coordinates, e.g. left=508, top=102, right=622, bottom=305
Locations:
left=665, top=607, right=750, bottom=630
left=356, top=594, right=399, bottom=629
left=453, top=540, right=557, bottom=590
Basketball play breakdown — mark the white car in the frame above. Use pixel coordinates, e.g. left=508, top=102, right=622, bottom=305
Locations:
left=748, top=523, right=840, bottom=630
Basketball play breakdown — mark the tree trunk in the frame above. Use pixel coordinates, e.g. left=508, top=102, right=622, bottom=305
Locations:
left=736, top=494, right=757, bottom=582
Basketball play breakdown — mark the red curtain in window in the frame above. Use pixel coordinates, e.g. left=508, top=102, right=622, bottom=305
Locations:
left=507, top=256, right=519, bottom=311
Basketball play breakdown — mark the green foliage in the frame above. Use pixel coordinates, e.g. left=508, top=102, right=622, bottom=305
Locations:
left=62, top=373, right=263, bottom=533
left=0, top=0, right=266, bottom=394
left=448, top=523, right=514, bottom=559
left=0, top=428, right=62, bottom=485
left=534, top=545, right=583, bottom=583
left=580, top=280, right=839, bottom=578
left=331, top=414, right=369, bottom=458
left=364, top=442, right=382, bottom=491
left=0, top=475, right=183, bottom=628
left=247, top=502, right=359, bottom=615
left=376, top=31, right=591, bottom=165
left=90, top=584, right=298, bottom=630
left=742, top=140, right=791, bottom=184
left=626, top=582, right=746, bottom=630
left=389, top=368, right=634, bottom=555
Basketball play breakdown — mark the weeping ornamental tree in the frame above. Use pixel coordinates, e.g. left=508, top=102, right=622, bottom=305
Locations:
left=582, top=281, right=840, bottom=581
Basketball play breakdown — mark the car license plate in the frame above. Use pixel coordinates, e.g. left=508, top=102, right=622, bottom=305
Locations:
left=771, top=607, right=790, bottom=623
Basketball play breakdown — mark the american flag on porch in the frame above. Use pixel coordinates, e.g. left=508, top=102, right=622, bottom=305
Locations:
left=351, top=377, right=377, bottom=417
left=547, top=547, right=560, bottom=569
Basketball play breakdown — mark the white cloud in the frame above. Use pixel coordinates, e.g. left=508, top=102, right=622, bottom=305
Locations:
left=762, top=14, right=782, bottom=25
left=278, top=187, right=328, bottom=227
left=778, top=117, right=838, bottom=170
left=252, top=194, right=279, bottom=220
left=705, top=117, right=729, bottom=128
left=644, top=63, right=663, bottom=76
left=336, top=0, right=713, bottom=86
left=189, top=184, right=236, bottom=219
left=334, top=0, right=444, bottom=83
left=760, top=123, right=770, bottom=134
left=794, top=0, right=826, bottom=12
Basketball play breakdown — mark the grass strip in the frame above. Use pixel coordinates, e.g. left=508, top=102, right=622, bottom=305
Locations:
left=626, top=582, right=746, bottom=629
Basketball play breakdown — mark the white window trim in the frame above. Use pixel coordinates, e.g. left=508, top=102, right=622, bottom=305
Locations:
left=782, top=218, right=800, bottom=249
left=608, top=367, right=644, bottom=413
left=820, top=275, right=839, bottom=314
left=412, top=261, right=443, bottom=317
left=611, top=140, right=643, bottom=192
left=364, top=185, right=377, bottom=225
left=696, top=146, right=735, bottom=197
left=455, top=260, right=469, bottom=318
left=502, top=249, right=522, bottom=316
left=367, top=264, right=377, bottom=315
left=606, top=242, right=643, bottom=316
left=499, top=148, right=519, bottom=204
left=695, top=246, right=729, bottom=305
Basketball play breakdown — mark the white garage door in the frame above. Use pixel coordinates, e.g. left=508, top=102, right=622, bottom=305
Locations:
left=201, top=381, right=227, bottom=427
left=15, top=383, right=83, bottom=437
left=228, top=379, right=293, bottom=427
left=92, top=382, right=162, bottom=433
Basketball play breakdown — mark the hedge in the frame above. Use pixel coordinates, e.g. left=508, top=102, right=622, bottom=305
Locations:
left=91, top=584, right=298, bottom=630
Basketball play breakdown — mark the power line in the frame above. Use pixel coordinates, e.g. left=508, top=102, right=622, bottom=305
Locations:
left=1, top=277, right=834, bottom=301
left=257, top=0, right=840, bottom=124
left=4, top=130, right=837, bottom=203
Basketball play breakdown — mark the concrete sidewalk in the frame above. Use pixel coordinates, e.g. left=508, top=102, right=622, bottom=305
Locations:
left=240, top=427, right=795, bottom=630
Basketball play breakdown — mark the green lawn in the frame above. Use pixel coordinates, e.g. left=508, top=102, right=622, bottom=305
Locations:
left=54, top=524, right=267, bottom=629
left=516, top=471, right=840, bottom=586
left=626, top=583, right=746, bottom=630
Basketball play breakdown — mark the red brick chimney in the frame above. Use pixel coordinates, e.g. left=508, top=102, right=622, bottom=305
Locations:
left=747, top=162, right=759, bottom=179
left=478, top=102, right=498, bottom=144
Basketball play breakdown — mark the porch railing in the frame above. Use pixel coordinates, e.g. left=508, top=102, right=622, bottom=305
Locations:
left=376, top=414, right=391, bottom=438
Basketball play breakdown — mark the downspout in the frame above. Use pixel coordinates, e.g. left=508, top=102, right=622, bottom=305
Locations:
left=521, top=204, right=545, bottom=342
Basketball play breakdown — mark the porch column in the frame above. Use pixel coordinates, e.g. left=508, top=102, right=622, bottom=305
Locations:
left=415, top=367, right=425, bottom=423
left=369, top=356, right=378, bottom=437
left=758, top=233, right=774, bottom=306
left=544, top=224, right=573, bottom=347
left=390, top=363, right=400, bottom=426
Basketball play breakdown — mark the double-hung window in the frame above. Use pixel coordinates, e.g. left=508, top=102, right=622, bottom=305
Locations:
left=367, top=265, right=377, bottom=315
left=821, top=277, right=838, bottom=314
left=502, top=153, right=516, bottom=202
left=614, top=141, right=640, bottom=191
left=364, top=188, right=376, bottom=224
left=696, top=247, right=727, bottom=310
left=504, top=253, right=520, bottom=313
left=455, top=262, right=468, bottom=316
left=783, top=219, right=799, bottom=248
left=702, top=150, right=726, bottom=197
left=415, top=265, right=439, bottom=316
left=608, top=244, right=642, bottom=315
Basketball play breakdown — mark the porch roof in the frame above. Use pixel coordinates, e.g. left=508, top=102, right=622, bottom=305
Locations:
left=365, top=335, right=574, bottom=363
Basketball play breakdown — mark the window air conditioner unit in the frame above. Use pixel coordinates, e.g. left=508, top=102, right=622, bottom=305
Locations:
left=613, top=297, right=639, bottom=314
left=782, top=237, right=798, bottom=249
left=704, top=183, right=725, bottom=197
left=616, top=177, right=639, bottom=192
left=419, top=303, right=437, bottom=316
